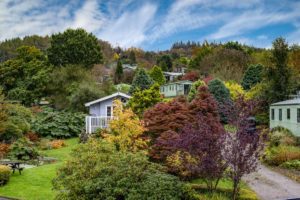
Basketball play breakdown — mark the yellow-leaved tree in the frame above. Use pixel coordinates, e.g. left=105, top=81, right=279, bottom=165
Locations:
left=224, top=81, right=245, bottom=101
left=104, top=99, right=148, bottom=152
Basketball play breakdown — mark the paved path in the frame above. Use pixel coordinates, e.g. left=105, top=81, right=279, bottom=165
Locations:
left=243, top=164, right=300, bottom=200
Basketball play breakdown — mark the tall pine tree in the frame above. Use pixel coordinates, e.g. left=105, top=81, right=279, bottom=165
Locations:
left=114, top=60, right=123, bottom=84
left=266, top=37, right=291, bottom=103
left=149, top=65, right=166, bottom=85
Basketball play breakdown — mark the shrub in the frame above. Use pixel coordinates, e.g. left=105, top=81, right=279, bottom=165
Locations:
left=31, top=107, right=85, bottom=138
left=0, top=165, right=11, bottom=186
left=0, top=143, right=10, bottom=159
left=268, top=127, right=299, bottom=147
left=48, top=140, right=66, bottom=149
left=264, top=145, right=300, bottom=166
left=280, top=160, right=300, bottom=170
left=9, top=137, right=39, bottom=161
left=25, top=132, right=40, bottom=143
left=53, top=139, right=194, bottom=200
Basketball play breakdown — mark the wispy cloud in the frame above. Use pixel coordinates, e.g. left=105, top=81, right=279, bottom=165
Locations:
left=0, top=0, right=299, bottom=49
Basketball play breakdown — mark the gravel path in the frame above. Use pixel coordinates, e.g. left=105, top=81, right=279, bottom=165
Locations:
left=243, top=164, right=300, bottom=200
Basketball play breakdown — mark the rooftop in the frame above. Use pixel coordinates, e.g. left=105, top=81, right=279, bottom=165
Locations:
left=85, top=92, right=131, bottom=107
left=271, top=98, right=300, bottom=106
left=161, top=80, right=192, bottom=86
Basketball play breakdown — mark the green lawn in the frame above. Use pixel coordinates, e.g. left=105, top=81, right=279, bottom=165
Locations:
left=190, top=178, right=258, bottom=200
left=0, top=138, right=79, bottom=200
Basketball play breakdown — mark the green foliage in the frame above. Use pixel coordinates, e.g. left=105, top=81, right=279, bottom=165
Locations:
left=266, top=37, right=292, bottom=104
left=47, top=65, right=107, bottom=111
left=224, top=81, right=245, bottom=101
left=149, top=65, right=166, bottom=85
left=264, top=145, right=300, bottom=166
left=0, top=165, right=11, bottom=186
left=31, top=107, right=84, bottom=138
left=129, top=68, right=154, bottom=94
left=224, top=41, right=244, bottom=51
left=242, top=64, right=263, bottom=90
left=208, top=79, right=231, bottom=122
left=280, top=160, right=300, bottom=170
left=128, top=84, right=162, bottom=117
left=48, top=28, right=102, bottom=68
left=53, top=139, right=192, bottom=200
left=0, top=35, right=50, bottom=62
left=0, top=97, right=33, bottom=143
left=0, top=46, right=52, bottom=105
left=268, top=127, right=299, bottom=147
left=114, top=60, right=123, bottom=84
left=8, top=137, right=39, bottom=161
left=157, top=55, right=173, bottom=71
left=188, top=80, right=206, bottom=101
left=114, top=84, right=131, bottom=93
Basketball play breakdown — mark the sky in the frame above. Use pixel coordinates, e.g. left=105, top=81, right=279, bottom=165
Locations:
left=0, top=0, right=300, bottom=51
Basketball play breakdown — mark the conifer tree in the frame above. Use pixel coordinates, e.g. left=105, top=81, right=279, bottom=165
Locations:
left=114, top=60, right=123, bottom=84
left=129, top=68, right=154, bottom=94
left=149, top=65, right=166, bottom=85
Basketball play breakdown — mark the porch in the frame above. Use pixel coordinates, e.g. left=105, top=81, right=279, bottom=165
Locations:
left=85, top=116, right=112, bottom=134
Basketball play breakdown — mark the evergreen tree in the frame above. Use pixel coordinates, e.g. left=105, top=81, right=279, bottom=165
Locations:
left=266, top=37, right=291, bottom=103
left=208, top=79, right=231, bottom=123
left=129, top=50, right=136, bottom=64
left=48, top=28, right=102, bottom=68
left=129, top=68, right=154, bottom=94
left=157, top=55, right=172, bottom=71
left=114, top=60, right=123, bottom=84
left=149, top=65, right=166, bottom=85
left=188, top=80, right=206, bottom=101
left=241, top=64, right=263, bottom=90
left=128, top=84, right=162, bottom=117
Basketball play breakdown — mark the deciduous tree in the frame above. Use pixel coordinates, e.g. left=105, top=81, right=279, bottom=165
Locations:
left=104, top=100, right=148, bottom=152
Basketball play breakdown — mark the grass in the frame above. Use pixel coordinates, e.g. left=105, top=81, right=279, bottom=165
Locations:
left=190, top=178, right=258, bottom=200
left=0, top=138, right=79, bottom=200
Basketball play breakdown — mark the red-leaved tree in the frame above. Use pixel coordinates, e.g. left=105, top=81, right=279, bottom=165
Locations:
left=223, top=97, right=265, bottom=200
left=181, top=71, right=200, bottom=81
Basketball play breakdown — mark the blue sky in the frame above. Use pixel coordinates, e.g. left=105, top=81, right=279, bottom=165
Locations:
left=0, top=0, right=299, bottom=50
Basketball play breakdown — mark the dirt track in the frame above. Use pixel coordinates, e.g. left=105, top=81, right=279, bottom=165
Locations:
left=243, top=164, right=300, bottom=200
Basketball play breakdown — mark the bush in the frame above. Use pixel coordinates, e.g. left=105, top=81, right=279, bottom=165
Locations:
left=0, top=165, right=11, bottom=186
left=25, top=132, right=40, bottom=143
left=53, top=139, right=194, bottom=200
left=280, top=160, right=300, bottom=170
left=264, top=145, right=300, bottom=166
left=269, top=127, right=299, bottom=147
left=0, top=143, right=10, bottom=159
left=9, top=137, right=39, bottom=161
left=48, top=140, right=66, bottom=149
left=31, top=107, right=85, bottom=138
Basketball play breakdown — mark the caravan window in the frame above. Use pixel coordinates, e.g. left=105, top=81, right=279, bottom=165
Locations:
left=279, top=109, right=282, bottom=121
left=287, top=108, right=290, bottom=120
left=297, top=108, right=300, bottom=123
left=271, top=109, right=274, bottom=120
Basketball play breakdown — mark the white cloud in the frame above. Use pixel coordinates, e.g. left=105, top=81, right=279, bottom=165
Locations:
left=98, top=3, right=157, bottom=47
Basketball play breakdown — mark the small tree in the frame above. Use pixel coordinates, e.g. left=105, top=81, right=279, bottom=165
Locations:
left=225, top=81, right=245, bottom=101
left=129, top=68, right=154, bottom=94
left=129, top=50, right=136, bottom=64
left=181, top=71, right=199, bottom=81
left=224, top=97, right=265, bottom=200
left=144, top=97, right=192, bottom=139
left=128, top=84, right=162, bottom=117
left=149, top=65, right=166, bottom=85
left=241, top=64, right=263, bottom=90
left=208, top=79, right=232, bottom=123
left=103, top=100, right=147, bottom=152
left=187, top=80, right=206, bottom=101
left=114, top=60, right=123, bottom=84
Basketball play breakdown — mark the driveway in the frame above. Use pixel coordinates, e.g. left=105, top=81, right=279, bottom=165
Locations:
left=243, top=164, right=300, bottom=200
